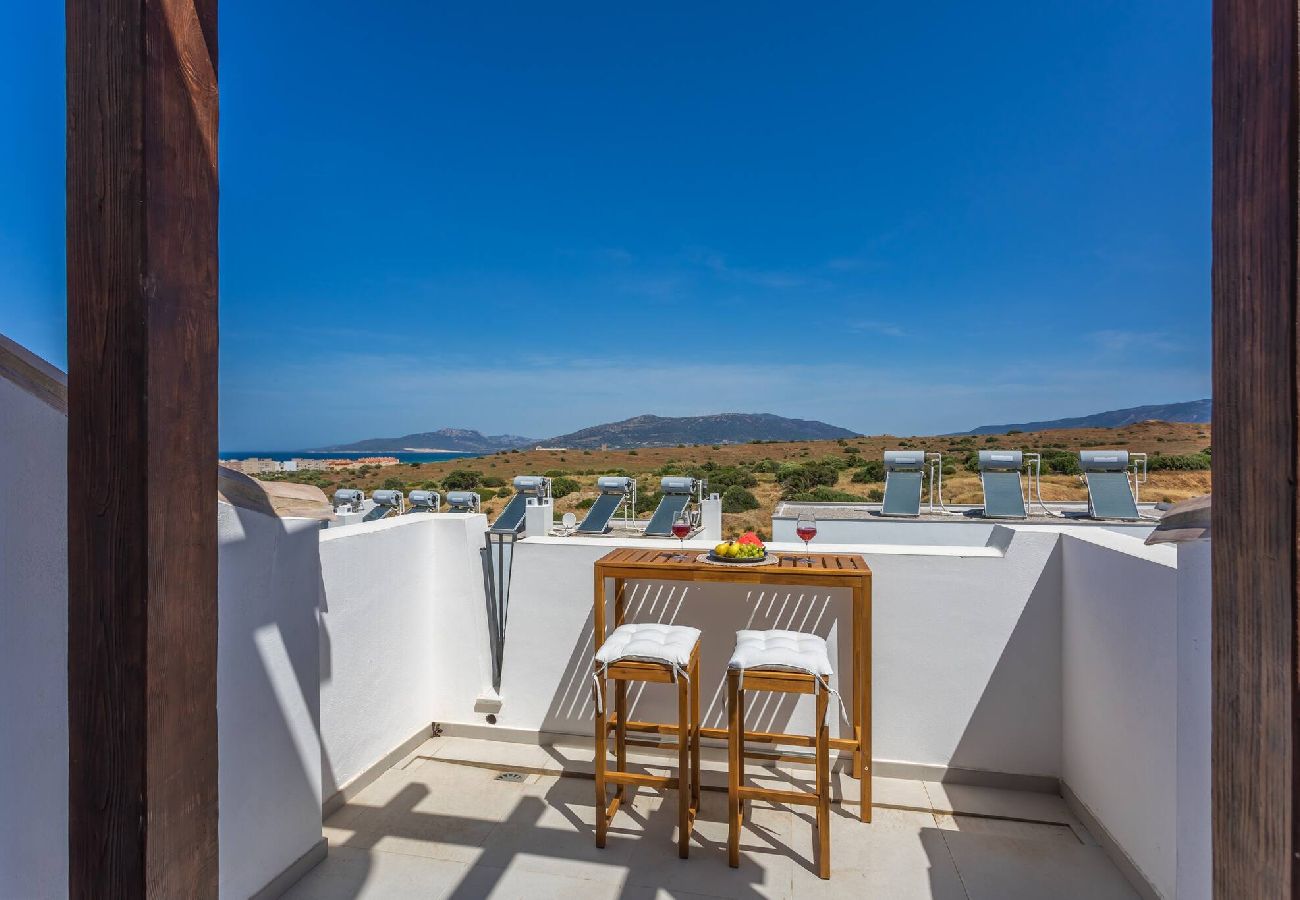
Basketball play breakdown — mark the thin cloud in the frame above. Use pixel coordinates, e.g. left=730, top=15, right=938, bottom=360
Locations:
left=1087, top=330, right=1185, bottom=354
left=849, top=320, right=907, bottom=338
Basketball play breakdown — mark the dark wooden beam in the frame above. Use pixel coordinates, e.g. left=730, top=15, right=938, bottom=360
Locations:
left=1211, top=0, right=1298, bottom=895
left=66, top=0, right=219, bottom=895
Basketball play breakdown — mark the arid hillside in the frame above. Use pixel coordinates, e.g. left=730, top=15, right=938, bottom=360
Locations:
left=256, top=420, right=1212, bottom=539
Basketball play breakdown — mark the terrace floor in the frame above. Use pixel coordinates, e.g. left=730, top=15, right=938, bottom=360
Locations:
left=286, top=737, right=1138, bottom=899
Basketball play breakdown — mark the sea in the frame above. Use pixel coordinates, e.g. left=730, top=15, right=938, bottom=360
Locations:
left=219, top=450, right=485, bottom=465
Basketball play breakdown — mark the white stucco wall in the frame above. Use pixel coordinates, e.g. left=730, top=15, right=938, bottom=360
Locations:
left=1061, top=530, right=1178, bottom=898
left=0, top=377, right=69, bottom=899
left=318, top=512, right=489, bottom=798
left=217, top=503, right=326, bottom=899
left=1176, top=539, right=1211, bottom=900
left=493, top=530, right=1063, bottom=778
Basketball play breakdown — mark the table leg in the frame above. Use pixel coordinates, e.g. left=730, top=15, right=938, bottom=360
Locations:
left=614, top=577, right=627, bottom=628
left=857, top=577, right=872, bottom=822
left=593, top=568, right=606, bottom=654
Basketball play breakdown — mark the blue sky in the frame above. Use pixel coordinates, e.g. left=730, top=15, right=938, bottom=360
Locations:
left=1, top=2, right=1210, bottom=448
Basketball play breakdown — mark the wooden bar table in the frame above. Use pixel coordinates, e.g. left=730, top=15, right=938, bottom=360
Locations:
left=592, top=547, right=873, bottom=821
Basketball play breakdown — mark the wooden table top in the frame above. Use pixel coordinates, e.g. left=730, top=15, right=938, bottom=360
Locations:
left=593, top=547, right=870, bottom=582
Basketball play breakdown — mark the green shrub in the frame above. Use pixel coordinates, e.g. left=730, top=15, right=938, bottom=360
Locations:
left=576, top=497, right=596, bottom=510
left=1147, top=453, right=1211, bottom=472
left=496, top=487, right=512, bottom=498
left=776, top=461, right=839, bottom=497
left=635, top=490, right=661, bottom=515
left=1040, top=451, right=1081, bottom=476
left=751, top=459, right=780, bottom=474
left=721, top=486, right=760, bottom=513
left=942, top=464, right=957, bottom=477
left=850, top=460, right=886, bottom=483
left=442, top=469, right=480, bottom=490
left=787, top=487, right=869, bottom=503
left=479, top=475, right=506, bottom=488
left=550, top=476, right=581, bottom=498
left=867, top=487, right=884, bottom=502
left=543, top=469, right=567, bottom=478
left=381, top=476, right=405, bottom=490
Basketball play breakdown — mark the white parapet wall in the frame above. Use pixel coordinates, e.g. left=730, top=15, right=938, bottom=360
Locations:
left=0, top=370, right=69, bottom=899
left=480, top=530, right=1065, bottom=782
left=217, top=503, right=327, bottom=899
left=318, top=512, right=490, bottom=802
left=1060, top=529, right=1179, bottom=899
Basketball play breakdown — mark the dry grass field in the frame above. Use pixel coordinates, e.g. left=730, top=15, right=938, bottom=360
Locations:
left=260, top=420, right=1212, bottom=538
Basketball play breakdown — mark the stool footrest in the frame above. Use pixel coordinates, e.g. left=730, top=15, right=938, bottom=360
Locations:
left=737, top=786, right=820, bottom=807
left=607, top=771, right=675, bottom=790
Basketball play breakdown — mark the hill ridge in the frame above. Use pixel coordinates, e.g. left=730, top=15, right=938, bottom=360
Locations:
left=960, top=399, right=1211, bottom=435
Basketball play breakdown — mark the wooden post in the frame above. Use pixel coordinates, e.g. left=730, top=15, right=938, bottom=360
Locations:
left=66, top=0, right=219, bottom=896
left=1211, top=0, right=1298, bottom=895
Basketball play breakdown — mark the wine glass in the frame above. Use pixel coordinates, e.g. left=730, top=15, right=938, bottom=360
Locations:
left=670, top=508, right=692, bottom=559
left=795, top=511, right=817, bottom=564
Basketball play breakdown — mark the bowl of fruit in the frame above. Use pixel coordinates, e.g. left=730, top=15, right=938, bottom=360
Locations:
left=708, top=532, right=770, bottom=564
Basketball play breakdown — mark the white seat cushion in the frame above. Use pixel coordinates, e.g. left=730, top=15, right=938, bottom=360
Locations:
left=727, top=629, right=833, bottom=676
left=595, top=623, right=701, bottom=668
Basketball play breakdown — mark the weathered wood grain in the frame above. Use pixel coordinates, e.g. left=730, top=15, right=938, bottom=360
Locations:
left=66, top=0, right=219, bottom=896
left=1211, top=0, right=1298, bottom=895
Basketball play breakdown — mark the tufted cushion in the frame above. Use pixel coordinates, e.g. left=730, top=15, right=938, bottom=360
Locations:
left=727, top=629, right=833, bottom=676
left=595, top=622, right=701, bottom=668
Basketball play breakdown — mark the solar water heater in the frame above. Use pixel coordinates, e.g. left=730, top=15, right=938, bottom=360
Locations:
left=364, top=489, right=404, bottom=521
left=881, top=451, right=925, bottom=517
left=446, top=491, right=481, bottom=513
left=1080, top=451, right=1140, bottom=520
left=491, top=475, right=550, bottom=533
left=577, top=476, right=636, bottom=534
left=645, top=476, right=701, bottom=536
left=978, top=450, right=1027, bottom=519
left=332, top=488, right=364, bottom=514
left=407, top=490, right=440, bottom=513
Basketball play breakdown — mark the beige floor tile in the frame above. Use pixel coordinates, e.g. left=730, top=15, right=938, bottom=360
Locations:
left=923, top=781, right=1073, bottom=824
left=780, top=805, right=967, bottom=898
left=431, top=736, right=565, bottom=772
left=448, top=862, right=633, bottom=900
left=940, top=827, right=1139, bottom=900
left=282, top=845, right=470, bottom=900
left=932, top=814, right=1081, bottom=848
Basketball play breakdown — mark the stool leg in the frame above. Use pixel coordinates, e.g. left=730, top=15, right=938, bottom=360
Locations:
left=594, top=674, right=608, bottom=849
left=727, top=669, right=741, bottom=868
left=816, top=682, right=830, bottom=880
left=677, top=672, right=690, bottom=859
left=614, top=679, right=628, bottom=802
left=690, top=658, right=701, bottom=811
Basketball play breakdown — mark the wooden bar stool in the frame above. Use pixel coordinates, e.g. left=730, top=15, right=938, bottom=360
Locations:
left=726, top=629, right=837, bottom=880
left=592, top=622, right=702, bottom=858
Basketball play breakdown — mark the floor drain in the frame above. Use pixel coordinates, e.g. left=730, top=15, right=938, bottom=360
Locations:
left=495, top=772, right=527, bottom=782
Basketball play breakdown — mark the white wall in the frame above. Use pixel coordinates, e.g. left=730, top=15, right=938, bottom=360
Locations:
left=217, top=503, right=326, bottom=899
left=1176, top=539, right=1211, bottom=900
left=1061, top=530, right=1178, bottom=898
left=495, top=530, right=1064, bottom=778
left=318, top=513, right=489, bottom=797
left=0, top=377, right=69, bottom=899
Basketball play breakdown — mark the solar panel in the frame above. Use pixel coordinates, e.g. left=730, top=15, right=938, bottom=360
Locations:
left=491, top=493, right=529, bottom=533
left=362, top=504, right=393, bottom=523
left=1085, top=472, right=1140, bottom=520
left=645, top=493, right=691, bottom=535
left=577, top=492, right=623, bottom=534
left=981, top=471, right=1027, bottom=518
left=881, top=470, right=923, bottom=517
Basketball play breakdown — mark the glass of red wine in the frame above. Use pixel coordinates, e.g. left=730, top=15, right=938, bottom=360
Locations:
left=670, top=509, right=692, bottom=560
left=795, top=511, right=817, bottom=564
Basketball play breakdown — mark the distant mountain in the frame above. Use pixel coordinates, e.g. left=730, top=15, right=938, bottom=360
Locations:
left=960, top=400, right=1211, bottom=435
left=319, top=428, right=536, bottom=453
left=543, top=413, right=858, bottom=448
